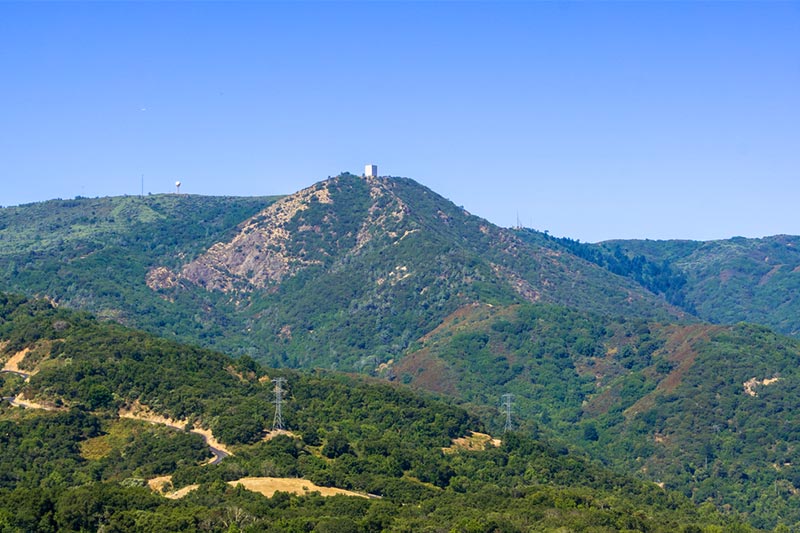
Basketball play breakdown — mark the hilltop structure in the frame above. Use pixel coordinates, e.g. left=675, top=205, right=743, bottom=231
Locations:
left=364, top=164, right=377, bottom=178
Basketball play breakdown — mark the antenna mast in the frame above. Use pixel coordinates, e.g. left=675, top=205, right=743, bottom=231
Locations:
left=272, top=377, right=287, bottom=431
left=501, top=393, right=514, bottom=433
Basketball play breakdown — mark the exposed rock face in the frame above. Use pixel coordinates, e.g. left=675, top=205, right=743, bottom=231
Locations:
left=144, top=173, right=680, bottom=328
left=490, top=263, right=540, bottom=302
left=146, top=266, right=180, bottom=291
left=179, top=181, right=334, bottom=292
left=148, top=175, right=412, bottom=294
left=353, top=178, right=409, bottom=252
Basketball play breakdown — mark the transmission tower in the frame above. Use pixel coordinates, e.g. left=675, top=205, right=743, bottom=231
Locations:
left=272, top=377, right=287, bottom=431
left=501, top=393, right=514, bottom=433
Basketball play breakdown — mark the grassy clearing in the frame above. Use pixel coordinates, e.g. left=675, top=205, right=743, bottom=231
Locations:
left=229, top=477, right=368, bottom=499
left=80, top=418, right=135, bottom=460
left=442, top=431, right=501, bottom=454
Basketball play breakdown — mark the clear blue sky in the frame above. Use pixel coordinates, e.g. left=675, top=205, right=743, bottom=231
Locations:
left=1, top=2, right=798, bottom=243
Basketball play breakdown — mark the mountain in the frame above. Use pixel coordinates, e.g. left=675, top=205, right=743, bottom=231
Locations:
left=3, top=174, right=800, bottom=527
left=0, top=294, right=743, bottom=532
left=0, top=193, right=277, bottom=345
left=144, top=173, right=684, bottom=369
left=535, top=232, right=800, bottom=336
left=396, top=301, right=800, bottom=529
left=601, top=235, right=800, bottom=336
left=0, top=175, right=683, bottom=370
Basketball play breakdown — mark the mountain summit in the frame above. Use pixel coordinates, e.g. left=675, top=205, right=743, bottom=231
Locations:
left=144, top=174, right=682, bottom=367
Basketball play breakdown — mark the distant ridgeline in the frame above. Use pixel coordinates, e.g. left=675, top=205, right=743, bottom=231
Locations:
left=2, top=174, right=800, bottom=528
left=0, top=294, right=749, bottom=532
left=519, top=230, right=693, bottom=311
left=522, top=230, right=800, bottom=337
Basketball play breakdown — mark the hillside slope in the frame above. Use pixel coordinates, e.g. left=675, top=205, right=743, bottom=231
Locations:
left=605, top=235, right=800, bottom=335
left=0, top=175, right=683, bottom=371
left=0, top=294, right=742, bottom=532
left=147, top=173, right=683, bottom=369
left=0, top=193, right=278, bottom=347
left=398, top=301, right=800, bottom=529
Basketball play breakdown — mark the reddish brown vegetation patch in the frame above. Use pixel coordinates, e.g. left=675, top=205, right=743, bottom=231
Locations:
left=418, top=303, right=492, bottom=343
left=394, top=350, right=458, bottom=396
left=625, top=324, right=720, bottom=418
left=758, top=264, right=783, bottom=286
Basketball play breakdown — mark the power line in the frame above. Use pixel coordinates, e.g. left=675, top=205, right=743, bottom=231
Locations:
left=272, top=377, right=287, bottom=431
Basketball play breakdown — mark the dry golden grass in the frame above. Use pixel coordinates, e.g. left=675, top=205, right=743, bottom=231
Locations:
left=262, top=429, right=298, bottom=441
left=146, top=476, right=367, bottom=500
left=229, top=477, right=367, bottom=498
left=443, top=431, right=501, bottom=454
left=148, top=475, right=173, bottom=492
left=2, top=348, right=30, bottom=373
left=166, top=484, right=200, bottom=499
left=146, top=475, right=199, bottom=499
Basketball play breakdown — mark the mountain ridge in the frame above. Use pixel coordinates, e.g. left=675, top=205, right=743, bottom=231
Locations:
left=601, top=234, right=800, bottom=335
left=141, top=173, right=684, bottom=368
left=3, top=174, right=800, bottom=527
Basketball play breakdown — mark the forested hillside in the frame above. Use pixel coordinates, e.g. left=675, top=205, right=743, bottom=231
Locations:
left=0, top=175, right=682, bottom=371
left=0, top=193, right=277, bottom=351
left=602, top=235, right=800, bottom=336
left=398, top=302, right=800, bottom=529
left=0, top=294, right=747, bottom=532
left=528, top=230, right=800, bottom=336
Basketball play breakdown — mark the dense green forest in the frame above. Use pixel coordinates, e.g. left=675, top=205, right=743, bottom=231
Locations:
left=0, top=294, right=753, bottom=532
left=601, top=235, right=800, bottom=336
left=523, top=229, right=800, bottom=337
left=398, top=302, right=800, bottom=529
left=516, top=229, right=692, bottom=311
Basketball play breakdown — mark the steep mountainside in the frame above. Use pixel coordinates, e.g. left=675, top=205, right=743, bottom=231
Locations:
left=398, top=302, right=800, bottom=529
left=0, top=177, right=682, bottom=370
left=147, top=174, right=683, bottom=368
left=605, top=235, right=800, bottom=335
left=0, top=295, right=742, bottom=532
left=0, top=193, right=277, bottom=345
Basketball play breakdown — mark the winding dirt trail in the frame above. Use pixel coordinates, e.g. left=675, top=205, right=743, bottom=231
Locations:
left=1, top=350, right=41, bottom=408
left=1, top=348, right=31, bottom=375
left=7, top=394, right=54, bottom=410
left=118, top=402, right=233, bottom=460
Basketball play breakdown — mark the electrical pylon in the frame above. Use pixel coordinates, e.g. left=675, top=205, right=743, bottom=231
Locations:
left=272, top=377, right=287, bottom=431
